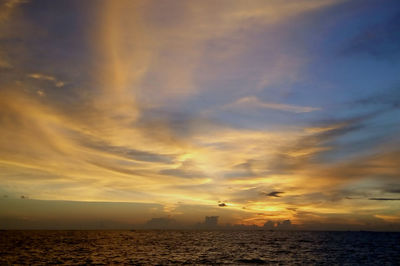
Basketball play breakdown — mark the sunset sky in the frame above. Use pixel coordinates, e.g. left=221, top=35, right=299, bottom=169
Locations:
left=1, top=0, right=400, bottom=230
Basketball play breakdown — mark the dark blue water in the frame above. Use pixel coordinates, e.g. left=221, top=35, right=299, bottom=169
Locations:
left=1, top=230, right=399, bottom=265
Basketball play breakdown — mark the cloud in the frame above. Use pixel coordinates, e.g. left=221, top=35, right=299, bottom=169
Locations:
left=263, top=108, right=395, bottom=176
left=28, top=73, right=65, bottom=87
left=80, top=137, right=175, bottom=164
left=218, top=202, right=227, bottom=207
left=384, top=188, right=400, bottom=194
left=354, top=87, right=400, bottom=109
left=223, top=96, right=320, bottom=113
left=263, top=191, right=284, bottom=197
left=369, top=198, right=400, bottom=201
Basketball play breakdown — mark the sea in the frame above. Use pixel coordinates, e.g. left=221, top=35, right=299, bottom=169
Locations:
left=1, top=230, right=399, bottom=265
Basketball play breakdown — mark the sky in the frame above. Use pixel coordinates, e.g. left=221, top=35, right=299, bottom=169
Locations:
left=1, top=0, right=400, bottom=230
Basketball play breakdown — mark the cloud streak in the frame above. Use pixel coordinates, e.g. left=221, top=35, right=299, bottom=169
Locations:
left=224, top=96, right=320, bottom=113
left=28, top=73, right=64, bottom=87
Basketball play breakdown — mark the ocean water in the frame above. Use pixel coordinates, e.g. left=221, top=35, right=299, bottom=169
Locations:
left=1, top=230, right=399, bottom=265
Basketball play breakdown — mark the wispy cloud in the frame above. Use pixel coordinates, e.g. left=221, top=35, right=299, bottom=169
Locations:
left=223, top=96, right=320, bottom=113
left=28, top=73, right=65, bottom=87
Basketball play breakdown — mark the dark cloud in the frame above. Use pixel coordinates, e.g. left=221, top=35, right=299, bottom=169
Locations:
left=369, top=198, right=400, bottom=201
left=78, top=135, right=175, bottom=164
left=381, top=184, right=400, bottom=194
left=119, top=148, right=174, bottom=164
left=263, top=191, right=284, bottom=197
left=385, top=189, right=400, bottom=194
left=218, top=202, right=227, bottom=207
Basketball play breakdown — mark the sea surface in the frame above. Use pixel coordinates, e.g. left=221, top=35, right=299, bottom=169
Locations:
left=1, top=230, right=399, bottom=265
